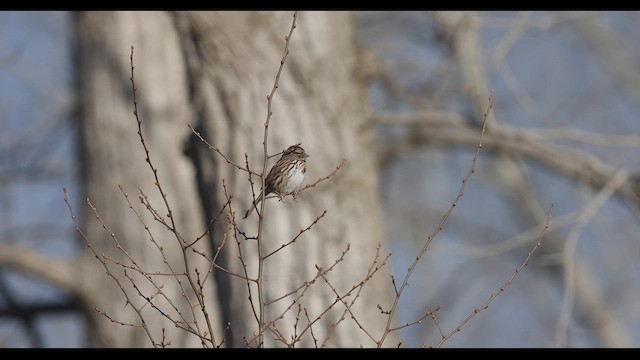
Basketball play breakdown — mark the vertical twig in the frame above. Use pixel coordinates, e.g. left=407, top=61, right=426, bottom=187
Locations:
left=255, top=11, right=298, bottom=347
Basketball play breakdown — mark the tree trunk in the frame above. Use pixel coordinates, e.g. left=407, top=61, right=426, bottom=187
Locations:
left=75, top=11, right=222, bottom=347
left=76, top=11, right=395, bottom=347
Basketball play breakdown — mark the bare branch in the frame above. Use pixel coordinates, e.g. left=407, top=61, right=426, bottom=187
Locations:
left=254, top=11, right=299, bottom=348
left=436, top=205, right=553, bottom=348
left=0, top=242, right=81, bottom=297
left=388, top=306, right=441, bottom=332
left=263, top=210, right=327, bottom=260
left=63, top=188, right=158, bottom=347
left=187, top=124, right=259, bottom=176
left=377, top=90, right=494, bottom=347
left=318, top=242, right=392, bottom=347
left=299, top=159, right=348, bottom=193
left=555, top=170, right=629, bottom=347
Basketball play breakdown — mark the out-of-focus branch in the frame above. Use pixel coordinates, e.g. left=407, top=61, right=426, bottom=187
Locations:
left=0, top=242, right=88, bottom=297
left=376, top=110, right=635, bottom=347
left=0, top=301, right=80, bottom=318
left=555, top=170, right=630, bottom=347
left=374, top=112, right=640, bottom=206
left=427, top=12, right=634, bottom=349
left=434, top=12, right=495, bottom=127
left=526, top=127, right=640, bottom=148
left=573, top=261, right=632, bottom=347
left=491, top=12, right=532, bottom=69
left=443, top=210, right=580, bottom=259
left=570, top=16, right=640, bottom=108
left=434, top=11, right=549, bottom=224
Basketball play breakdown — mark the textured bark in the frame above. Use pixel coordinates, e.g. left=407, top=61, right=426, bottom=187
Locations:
left=75, top=11, right=222, bottom=347
left=76, top=11, right=394, bottom=347
left=174, top=11, right=394, bottom=347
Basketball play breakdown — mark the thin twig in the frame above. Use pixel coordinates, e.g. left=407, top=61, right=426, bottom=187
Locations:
left=430, top=310, right=446, bottom=339
left=95, top=307, right=142, bottom=328
left=303, top=308, right=319, bottom=348
left=320, top=242, right=390, bottom=347
left=63, top=188, right=158, bottom=347
left=377, top=89, right=494, bottom=347
left=245, top=243, right=350, bottom=346
left=388, top=306, right=441, bottom=332
left=130, top=46, right=215, bottom=346
left=188, top=124, right=259, bottom=176
left=263, top=210, right=327, bottom=259
left=296, top=249, right=392, bottom=346
left=223, top=178, right=260, bottom=328
left=186, top=196, right=232, bottom=249
left=299, top=159, right=347, bottom=192
left=255, top=11, right=298, bottom=348
left=117, top=185, right=198, bottom=330
left=435, top=205, right=553, bottom=347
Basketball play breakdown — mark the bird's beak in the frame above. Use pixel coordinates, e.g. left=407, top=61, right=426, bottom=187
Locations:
left=304, top=153, right=309, bottom=158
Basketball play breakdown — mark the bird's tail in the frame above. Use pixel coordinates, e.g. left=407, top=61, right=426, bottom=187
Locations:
left=243, top=191, right=264, bottom=219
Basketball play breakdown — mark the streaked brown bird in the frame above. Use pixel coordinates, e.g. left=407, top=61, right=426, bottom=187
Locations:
left=244, top=144, right=309, bottom=219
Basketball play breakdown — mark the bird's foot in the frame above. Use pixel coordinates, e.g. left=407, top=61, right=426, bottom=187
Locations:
left=275, top=192, right=286, bottom=202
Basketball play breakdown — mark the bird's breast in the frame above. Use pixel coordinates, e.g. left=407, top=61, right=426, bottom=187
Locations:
left=282, top=166, right=305, bottom=193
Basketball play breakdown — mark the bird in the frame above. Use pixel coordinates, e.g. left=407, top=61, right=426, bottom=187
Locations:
left=244, top=144, right=309, bottom=219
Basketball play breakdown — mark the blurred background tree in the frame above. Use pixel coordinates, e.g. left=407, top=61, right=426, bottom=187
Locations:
left=1, top=11, right=639, bottom=347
